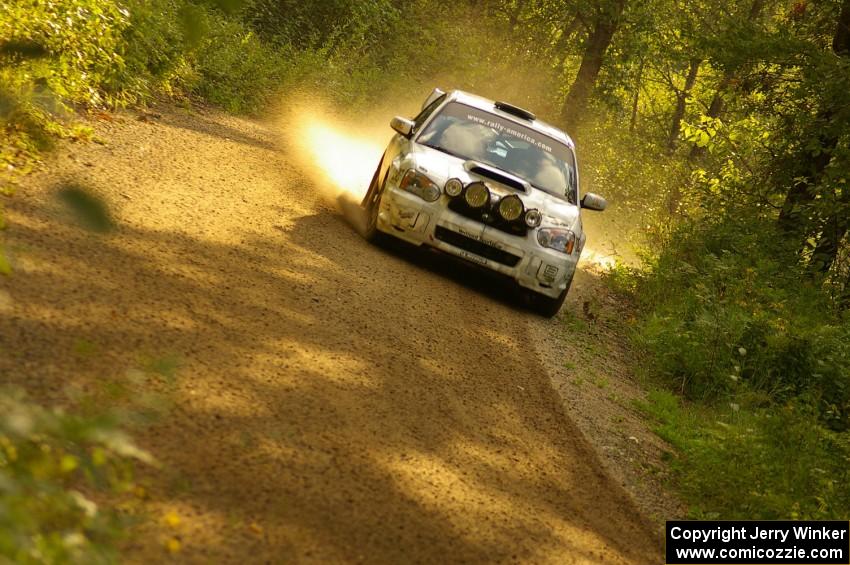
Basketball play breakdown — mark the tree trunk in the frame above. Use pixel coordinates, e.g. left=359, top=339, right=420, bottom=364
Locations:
left=704, top=75, right=731, bottom=118
left=555, top=16, right=585, bottom=75
left=780, top=0, right=850, bottom=256
left=809, top=208, right=849, bottom=273
left=833, top=0, right=850, bottom=55
left=667, top=58, right=701, bottom=152
left=560, top=1, right=625, bottom=129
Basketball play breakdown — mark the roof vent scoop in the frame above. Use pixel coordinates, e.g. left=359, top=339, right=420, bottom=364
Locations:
left=494, top=101, right=536, bottom=121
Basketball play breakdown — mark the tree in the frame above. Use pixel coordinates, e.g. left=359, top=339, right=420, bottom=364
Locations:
left=667, top=57, right=701, bottom=151
left=776, top=0, right=850, bottom=275
left=560, top=0, right=626, bottom=128
left=689, top=0, right=767, bottom=159
left=805, top=0, right=850, bottom=273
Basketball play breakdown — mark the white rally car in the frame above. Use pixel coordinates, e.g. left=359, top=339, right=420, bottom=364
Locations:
left=361, top=89, right=606, bottom=316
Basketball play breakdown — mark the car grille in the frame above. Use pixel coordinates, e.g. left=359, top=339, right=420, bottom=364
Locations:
left=447, top=199, right=528, bottom=236
left=434, top=226, right=521, bottom=267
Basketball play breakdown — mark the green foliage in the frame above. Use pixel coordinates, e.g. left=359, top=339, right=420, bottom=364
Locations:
left=191, top=14, right=290, bottom=113
left=0, top=390, right=152, bottom=563
left=620, top=193, right=850, bottom=518
left=116, top=0, right=194, bottom=100
left=639, top=390, right=850, bottom=519
left=631, top=213, right=850, bottom=428
left=0, top=0, right=575, bottom=152
left=0, top=0, right=132, bottom=106
left=247, top=0, right=399, bottom=50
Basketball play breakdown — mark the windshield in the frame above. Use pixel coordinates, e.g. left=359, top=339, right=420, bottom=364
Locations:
left=416, top=101, right=577, bottom=203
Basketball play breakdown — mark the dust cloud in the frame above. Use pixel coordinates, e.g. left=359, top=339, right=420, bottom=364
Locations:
left=279, top=94, right=414, bottom=235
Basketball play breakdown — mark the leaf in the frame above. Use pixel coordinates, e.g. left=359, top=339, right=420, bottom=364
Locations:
left=60, top=454, right=79, bottom=473
left=165, top=538, right=181, bottom=553
left=162, top=510, right=181, bottom=527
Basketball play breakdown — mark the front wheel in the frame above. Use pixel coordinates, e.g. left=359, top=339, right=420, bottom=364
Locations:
left=362, top=162, right=384, bottom=243
left=528, top=271, right=574, bottom=318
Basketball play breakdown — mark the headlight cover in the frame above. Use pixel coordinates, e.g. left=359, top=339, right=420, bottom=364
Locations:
left=400, top=169, right=441, bottom=202
left=464, top=182, right=490, bottom=208
left=498, top=195, right=524, bottom=221
left=538, top=228, right=576, bottom=254
left=524, top=208, right=542, bottom=228
left=444, top=178, right=463, bottom=197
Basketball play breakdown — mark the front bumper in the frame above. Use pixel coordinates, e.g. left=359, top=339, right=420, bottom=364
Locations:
left=375, top=185, right=577, bottom=299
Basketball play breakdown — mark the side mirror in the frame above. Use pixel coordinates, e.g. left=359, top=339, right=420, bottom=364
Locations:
left=581, top=192, right=607, bottom=211
left=421, top=88, right=445, bottom=110
left=390, top=116, right=414, bottom=137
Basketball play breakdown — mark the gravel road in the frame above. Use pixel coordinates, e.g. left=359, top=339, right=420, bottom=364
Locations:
left=0, top=104, right=662, bottom=563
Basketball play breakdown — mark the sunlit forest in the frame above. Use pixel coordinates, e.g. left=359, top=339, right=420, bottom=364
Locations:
left=2, top=0, right=849, bottom=560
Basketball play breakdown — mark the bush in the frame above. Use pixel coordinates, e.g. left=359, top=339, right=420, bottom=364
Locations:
left=0, top=390, right=151, bottom=563
left=630, top=213, right=850, bottom=430
left=192, top=14, right=290, bottom=113
left=621, top=183, right=850, bottom=519
left=0, top=0, right=131, bottom=107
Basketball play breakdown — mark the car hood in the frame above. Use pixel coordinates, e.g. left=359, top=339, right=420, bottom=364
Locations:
left=408, top=143, right=580, bottom=230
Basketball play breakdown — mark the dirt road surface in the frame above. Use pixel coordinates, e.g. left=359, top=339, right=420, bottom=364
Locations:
left=0, top=105, right=662, bottom=563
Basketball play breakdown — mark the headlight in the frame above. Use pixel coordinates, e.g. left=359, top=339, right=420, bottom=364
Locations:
left=524, top=209, right=542, bottom=228
left=538, top=228, right=576, bottom=254
left=400, top=169, right=441, bottom=202
left=444, top=178, right=463, bottom=197
left=464, top=182, right=490, bottom=208
left=498, top=195, right=524, bottom=221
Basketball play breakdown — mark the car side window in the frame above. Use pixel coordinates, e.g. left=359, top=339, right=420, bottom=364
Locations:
left=412, top=94, right=446, bottom=133
left=566, top=166, right=577, bottom=204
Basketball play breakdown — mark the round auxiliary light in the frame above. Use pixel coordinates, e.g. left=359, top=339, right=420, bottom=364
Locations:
left=422, top=183, right=441, bottom=202
left=498, top=194, right=524, bottom=222
left=445, top=178, right=463, bottom=197
left=524, top=208, right=542, bottom=228
left=464, top=182, right=490, bottom=208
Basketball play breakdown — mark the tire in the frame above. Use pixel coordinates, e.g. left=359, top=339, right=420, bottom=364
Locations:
left=362, top=162, right=384, bottom=243
left=360, top=162, right=381, bottom=207
left=530, top=271, right=574, bottom=318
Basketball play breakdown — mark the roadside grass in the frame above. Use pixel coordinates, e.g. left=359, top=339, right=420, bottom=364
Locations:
left=603, top=216, right=850, bottom=521
left=636, top=389, right=850, bottom=520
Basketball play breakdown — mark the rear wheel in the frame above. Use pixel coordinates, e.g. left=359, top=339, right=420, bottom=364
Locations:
left=529, top=271, right=574, bottom=318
